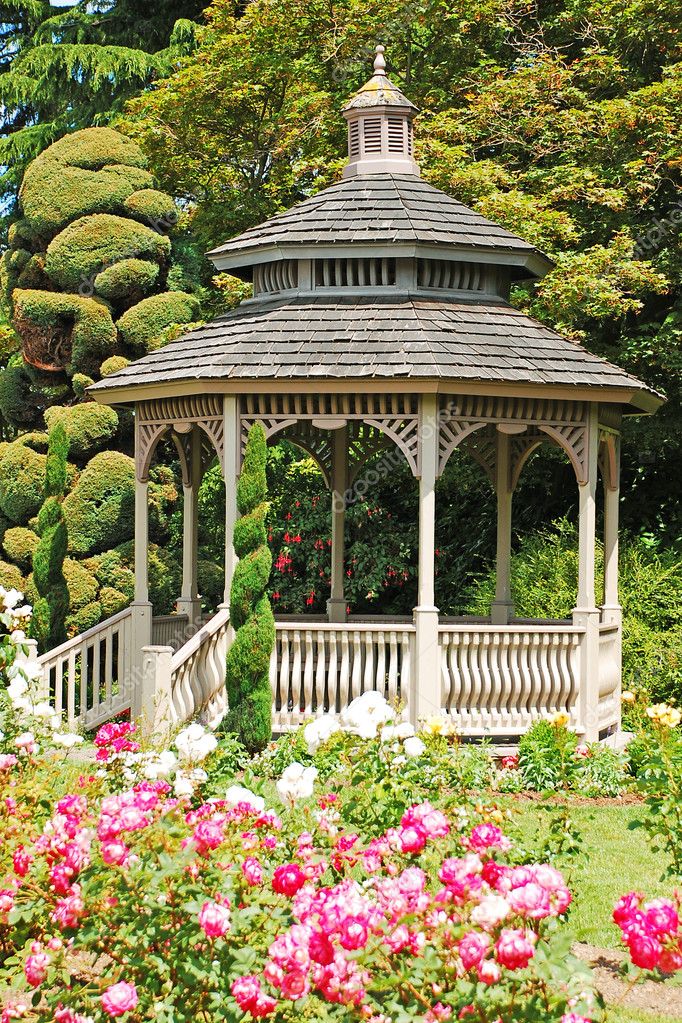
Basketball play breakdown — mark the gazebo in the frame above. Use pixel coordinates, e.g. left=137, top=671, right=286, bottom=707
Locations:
left=39, top=47, right=661, bottom=742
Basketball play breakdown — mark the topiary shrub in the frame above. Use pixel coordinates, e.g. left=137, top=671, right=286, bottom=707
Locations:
left=116, top=291, right=200, bottom=354
left=100, top=355, right=130, bottom=377
left=99, top=586, right=129, bottom=618
left=89, top=549, right=135, bottom=602
left=44, top=403, right=119, bottom=460
left=32, top=423, right=70, bottom=651
left=45, top=214, right=171, bottom=293
left=198, top=558, right=224, bottom=610
left=0, top=441, right=46, bottom=524
left=0, top=363, right=36, bottom=429
left=2, top=527, right=39, bottom=570
left=62, top=451, right=135, bottom=556
left=13, top=289, right=117, bottom=375
left=223, top=423, right=274, bottom=753
left=66, top=600, right=102, bottom=636
left=148, top=464, right=178, bottom=542
left=101, top=539, right=181, bottom=614
left=63, top=557, right=99, bottom=610
left=71, top=374, right=94, bottom=398
left=19, top=128, right=153, bottom=238
left=124, top=189, right=178, bottom=226
left=0, top=560, right=25, bottom=591
left=94, top=258, right=160, bottom=305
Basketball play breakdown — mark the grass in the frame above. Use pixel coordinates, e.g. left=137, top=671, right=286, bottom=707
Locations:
left=506, top=799, right=682, bottom=1022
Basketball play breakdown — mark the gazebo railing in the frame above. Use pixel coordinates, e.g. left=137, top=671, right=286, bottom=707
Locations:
left=271, top=621, right=415, bottom=732
left=597, top=621, right=620, bottom=732
left=438, top=622, right=584, bottom=736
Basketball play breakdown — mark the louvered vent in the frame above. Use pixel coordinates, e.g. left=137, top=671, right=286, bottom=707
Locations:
left=348, top=121, right=360, bottom=158
left=387, top=117, right=405, bottom=153
left=315, top=257, right=396, bottom=287
left=254, top=260, right=298, bottom=294
left=363, top=117, right=382, bottom=153
left=417, top=259, right=484, bottom=291
left=407, top=121, right=414, bottom=155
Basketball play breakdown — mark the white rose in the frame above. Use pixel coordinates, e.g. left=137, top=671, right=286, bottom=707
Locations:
left=6, top=677, right=28, bottom=702
left=2, top=589, right=23, bottom=611
left=276, top=762, right=318, bottom=805
left=225, top=785, right=265, bottom=812
left=53, top=733, right=84, bottom=749
left=143, top=750, right=178, bottom=780
left=175, top=722, right=218, bottom=762
left=304, top=715, right=340, bottom=753
left=173, top=773, right=196, bottom=798
left=340, top=691, right=394, bottom=739
left=403, top=736, right=426, bottom=758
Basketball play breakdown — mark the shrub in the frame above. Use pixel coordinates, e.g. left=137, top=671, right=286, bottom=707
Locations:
left=0, top=559, right=25, bottom=590
left=96, top=540, right=181, bottom=614
left=198, top=558, right=224, bottom=609
left=44, top=403, right=119, bottom=460
left=62, top=558, right=99, bottom=609
left=0, top=441, right=46, bottom=523
left=62, top=451, right=135, bottom=556
left=89, top=549, right=135, bottom=601
left=124, top=188, right=178, bottom=225
left=100, top=355, right=130, bottom=376
left=19, top=127, right=152, bottom=237
left=116, top=290, right=200, bottom=354
left=629, top=704, right=682, bottom=878
left=99, top=585, right=129, bottom=617
left=44, top=213, right=171, bottom=293
left=65, top=599, right=102, bottom=634
left=13, top=289, right=117, bottom=375
left=94, top=257, right=160, bottom=304
left=2, top=527, right=39, bottom=570
left=224, top=422, right=274, bottom=752
left=70, top=373, right=94, bottom=398
left=32, top=423, right=70, bottom=651
left=0, top=363, right=37, bottom=430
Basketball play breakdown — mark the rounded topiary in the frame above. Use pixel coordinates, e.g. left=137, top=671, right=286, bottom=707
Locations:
left=99, top=586, right=129, bottom=618
left=0, top=441, right=46, bottom=524
left=66, top=600, right=102, bottom=635
left=32, top=423, right=70, bottom=651
left=13, top=289, right=117, bottom=375
left=89, top=549, right=135, bottom=601
left=124, top=189, right=178, bottom=227
left=0, top=560, right=25, bottom=591
left=62, top=451, right=135, bottom=556
left=198, top=558, right=224, bottom=609
left=100, top=355, right=130, bottom=377
left=20, top=128, right=153, bottom=238
left=0, top=363, right=36, bottom=429
left=223, top=422, right=274, bottom=753
left=94, top=258, right=160, bottom=304
left=63, top=557, right=99, bottom=610
left=71, top=373, right=94, bottom=398
left=45, top=214, right=171, bottom=293
left=2, top=527, right=39, bottom=570
left=44, top=403, right=119, bottom=460
left=116, top=291, right=200, bottom=355
left=104, top=539, right=181, bottom=614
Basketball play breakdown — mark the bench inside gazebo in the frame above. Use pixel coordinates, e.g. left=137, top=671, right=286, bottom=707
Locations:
left=37, top=47, right=661, bottom=743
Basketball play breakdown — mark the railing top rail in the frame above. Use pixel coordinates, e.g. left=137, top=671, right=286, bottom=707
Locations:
left=38, top=606, right=133, bottom=664
left=599, top=622, right=620, bottom=635
left=152, top=613, right=190, bottom=624
left=275, top=622, right=416, bottom=634
left=438, top=623, right=585, bottom=635
left=171, top=606, right=230, bottom=672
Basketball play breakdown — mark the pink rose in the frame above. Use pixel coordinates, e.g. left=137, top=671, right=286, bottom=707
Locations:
left=508, top=882, right=552, bottom=920
left=399, top=825, right=426, bottom=854
left=478, top=959, right=502, bottom=984
left=458, top=930, right=491, bottom=970
left=470, top=894, right=510, bottom=931
left=101, top=841, right=128, bottom=867
left=279, top=971, right=309, bottom=1000
left=495, top=928, right=536, bottom=970
left=272, top=863, right=307, bottom=897
left=101, top=981, right=138, bottom=1017
left=339, top=916, right=369, bottom=950
left=242, top=856, right=263, bottom=886
left=627, top=930, right=662, bottom=970
left=198, top=900, right=231, bottom=938
left=469, top=824, right=511, bottom=854
left=644, top=898, right=679, bottom=938
left=574, top=743, right=590, bottom=758
left=24, top=951, right=50, bottom=987
left=0, top=754, right=18, bottom=770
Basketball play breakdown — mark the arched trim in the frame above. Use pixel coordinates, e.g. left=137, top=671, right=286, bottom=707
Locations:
left=599, top=432, right=619, bottom=492
left=438, top=420, right=487, bottom=476
left=538, top=424, right=587, bottom=484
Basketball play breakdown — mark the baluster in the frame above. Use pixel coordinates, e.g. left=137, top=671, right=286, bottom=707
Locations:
left=498, top=633, right=513, bottom=728
left=376, top=631, right=386, bottom=700
left=303, top=631, right=314, bottom=719
left=92, top=637, right=101, bottom=718
left=338, top=631, right=350, bottom=712
left=80, top=642, right=89, bottom=719
left=387, top=631, right=398, bottom=704
left=517, top=632, right=533, bottom=729
left=290, top=631, right=302, bottom=727
left=328, top=631, right=338, bottom=714
left=440, top=633, right=451, bottom=712
left=400, top=630, right=412, bottom=713
left=269, top=641, right=279, bottom=727
left=104, top=629, right=113, bottom=704
left=528, top=634, right=543, bottom=716
left=279, top=630, right=291, bottom=726
left=468, top=633, right=483, bottom=732
left=55, top=658, right=64, bottom=719
left=350, top=631, right=362, bottom=701
left=486, top=633, right=501, bottom=729
left=363, top=631, right=375, bottom=694
left=67, top=650, right=77, bottom=726
left=315, top=631, right=326, bottom=716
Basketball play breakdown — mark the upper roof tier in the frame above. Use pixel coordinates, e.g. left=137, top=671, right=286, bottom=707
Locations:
left=208, top=175, right=551, bottom=280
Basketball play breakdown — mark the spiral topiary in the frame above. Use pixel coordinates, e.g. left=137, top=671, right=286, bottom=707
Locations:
left=223, top=423, right=274, bottom=753
left=32, top=422, right=70, bottom=651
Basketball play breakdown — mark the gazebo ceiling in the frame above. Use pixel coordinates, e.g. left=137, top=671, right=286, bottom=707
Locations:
left=89, top=46, right=662, bottom=415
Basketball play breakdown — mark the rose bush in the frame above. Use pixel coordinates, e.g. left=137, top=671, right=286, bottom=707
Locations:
left=0, top=755, right=599, bottom=1023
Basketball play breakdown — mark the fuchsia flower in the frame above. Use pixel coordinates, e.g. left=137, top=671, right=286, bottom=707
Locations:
left=198, top=900, right=231, bottom=938
left=24, top=948, right=50, bottom=987
left=272, top=863, right=307, bottom=897
left=614, top=891, right=682, bottom=973
left=101, top=981, right=138, bottom=1017
left=495, top=928, right=537, bottom=970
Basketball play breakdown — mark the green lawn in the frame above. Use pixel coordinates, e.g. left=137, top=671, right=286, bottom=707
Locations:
left=506, top=800, right=682, bottom=1022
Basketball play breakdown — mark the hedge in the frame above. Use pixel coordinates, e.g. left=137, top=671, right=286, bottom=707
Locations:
left=44, top=403, right=119, bottom=461
left=62, top=451, right=135, bottom=556
left=94, top=258, right=160, bottom=304
left=2, top=527, right=39, bottom=571
left=0, top=442, right=46, bottom=524
left=116, top=291, right=200, bottom=354
left=13, top=289, right=117, bottom=376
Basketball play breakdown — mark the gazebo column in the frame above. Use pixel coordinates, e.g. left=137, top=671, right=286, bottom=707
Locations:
left=131, top=467, right=152, bottom=717
left=327, top=425, right=348, bottom=623
left=412, top=393, right=441, bottom=723
left=573, top=405, right=601, bottom=741
left=222, top=396, right=239, bottom=638
left=602, top=435, right=622, bottom=729
left=491, top=429, right=514, bottom=625
left=176, top=428, right=202, bottom=627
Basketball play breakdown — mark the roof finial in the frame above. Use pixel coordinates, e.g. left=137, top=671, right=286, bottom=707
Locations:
left=373, top=44, right=386, bottom=77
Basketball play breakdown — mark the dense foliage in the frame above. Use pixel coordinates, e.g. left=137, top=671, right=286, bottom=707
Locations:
left=31, top=423, right=69, bottom=651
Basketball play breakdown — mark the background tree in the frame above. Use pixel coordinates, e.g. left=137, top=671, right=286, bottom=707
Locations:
left=31, top=422, right=69, bottom=651
left=223, top=422, right=274, bottom=753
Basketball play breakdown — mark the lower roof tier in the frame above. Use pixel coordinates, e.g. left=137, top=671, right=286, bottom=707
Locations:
left=89, top=294, right=659, bottom=410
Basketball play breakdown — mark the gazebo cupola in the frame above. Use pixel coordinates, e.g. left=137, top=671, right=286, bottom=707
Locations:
left=80, top=44, right=662, bottom=745
left=342, top=45, right=420, bottom=179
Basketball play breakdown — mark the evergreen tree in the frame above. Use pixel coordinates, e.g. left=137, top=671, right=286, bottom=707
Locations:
left=224, top=422, right=274, bottom=753
left=32, top=422, right=69, bottom=651
left=0, top=0, right=205, bottom=213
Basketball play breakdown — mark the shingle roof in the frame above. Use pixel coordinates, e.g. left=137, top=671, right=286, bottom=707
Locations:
left=90, top=293, right=652, bottom=397
left=342, top=72, right=417, bottom=110
left=207, top=175, right=546, bottom=265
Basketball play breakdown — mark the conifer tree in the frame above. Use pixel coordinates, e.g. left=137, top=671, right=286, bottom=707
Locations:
left=224, top=422, right=274, bottom=753
left=32, top=422, right=70, bottom=651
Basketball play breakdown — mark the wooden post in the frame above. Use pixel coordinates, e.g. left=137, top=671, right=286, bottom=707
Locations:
left=222, top=396, right=239, bottom=644
left=177, top=428, right=202, bottom=626
left=140, top=645, right=173, bottom=737
left=131, top=469, right=152, bottom=718
left=491, top=429, right=514, bottom=625
left=412, top=393, right=441, bottom=723
left=602, top=433, right=622, bottom=733
left=573, top=404, right=600, bottom=741
left=327, top=425, right=348, bottom=623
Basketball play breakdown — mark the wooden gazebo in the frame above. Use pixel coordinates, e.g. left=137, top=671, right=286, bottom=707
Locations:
left=40, top=47, right=661, bottom=741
